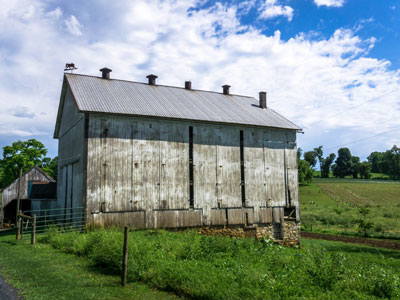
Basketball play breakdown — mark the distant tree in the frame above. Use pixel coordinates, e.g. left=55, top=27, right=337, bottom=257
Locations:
left=382, top=145, right=400, bottom=180
left=321, top=153, right=336, bottom=178
left=367, top=151, right=383, bottom=173
left=313, top=146, right=324, bottom=175
left=351, top=156, right=361, bottom=179
left=297, top=148, right=313, bottom=185
left=304, top=151, right=317, bottom=168
left=359, top=161, right=371, bottom=179
left=333, top=148, right=352, bottom=178
left=0, top=139, right=49, bottom=188
left=41, top=156, right=58, bottom=181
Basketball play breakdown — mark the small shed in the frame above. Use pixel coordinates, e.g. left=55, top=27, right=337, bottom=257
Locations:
left=1, top=166, right=55, bottom=225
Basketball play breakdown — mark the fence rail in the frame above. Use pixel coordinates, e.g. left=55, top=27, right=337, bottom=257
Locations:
left=19, top=207, right=85, bottom=240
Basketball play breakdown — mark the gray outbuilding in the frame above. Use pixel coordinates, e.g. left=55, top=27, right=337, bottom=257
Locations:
left=54, top=69, right=302, bottom=243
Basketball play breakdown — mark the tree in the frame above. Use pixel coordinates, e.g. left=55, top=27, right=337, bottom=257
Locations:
left=333, top=148, right=352, bottom=178
left=351, top=156, right=361, bottom=179
left=367, top=151, right=383, bottom=173
left=321, top=153, right=336, bottom=178
left=297, top=148, right=313, bottom=185
left=304, top=151, right=317, bottom=168
left=313, top=146, right=323, bottom=176
left=359, top=161, right=371, bottom=179
left=41, top=156, right=58, bottom=181
left=0, top=139, right=49, bottom=188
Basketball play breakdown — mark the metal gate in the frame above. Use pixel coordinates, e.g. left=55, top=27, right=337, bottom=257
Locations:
left=20, top=207, right=85, bottom=240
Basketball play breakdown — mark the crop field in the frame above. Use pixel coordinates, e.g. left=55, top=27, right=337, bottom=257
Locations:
left=300, top=182, right=400, bottom=238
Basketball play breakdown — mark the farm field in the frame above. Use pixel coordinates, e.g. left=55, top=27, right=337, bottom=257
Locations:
left=300, top=181, right=400, bottom=238
left=1, top=228, right=395, bottom=300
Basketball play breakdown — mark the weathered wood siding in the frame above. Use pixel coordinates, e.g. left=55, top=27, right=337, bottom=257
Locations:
left=1, top=167, right=55, bottom=209
left=57, top=86, right=85, bottom=212
left=85, top=115, right=298, bottom=229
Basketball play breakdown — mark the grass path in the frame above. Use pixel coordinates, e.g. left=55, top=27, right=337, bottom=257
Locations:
left=0, top=235, right=187, bottom=300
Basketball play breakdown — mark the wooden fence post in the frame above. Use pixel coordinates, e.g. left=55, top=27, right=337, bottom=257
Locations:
left=31, top=214, right=36, bottom=245
left=16, top=210, right=22, bottom=240
left=121, top=226, right=129, bottom=286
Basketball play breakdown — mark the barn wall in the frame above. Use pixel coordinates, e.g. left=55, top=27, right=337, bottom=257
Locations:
left=86, top=114, right=299, bottom=234
left=57, top=85, right=85, bottom=212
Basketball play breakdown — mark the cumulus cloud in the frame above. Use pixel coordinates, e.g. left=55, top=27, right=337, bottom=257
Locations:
left=314, top=0, right=345, bottom=7
left=259, top=0, right=294, bottom=21
left=65, top=15, right=82, bottom=36
left=0, top=0, right=399, bottom=159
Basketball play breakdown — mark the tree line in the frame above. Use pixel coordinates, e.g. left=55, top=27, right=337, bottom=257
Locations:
left=0, top=139, right=58, bottom=189
left=298, top=145, right=400, bottom=184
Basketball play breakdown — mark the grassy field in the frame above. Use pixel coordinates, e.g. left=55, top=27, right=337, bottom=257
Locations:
left=17, top=228, right=399, bottom=300
left=0, top=234, right=186, bottom=300
left=300, top=181, right=400, bottom=238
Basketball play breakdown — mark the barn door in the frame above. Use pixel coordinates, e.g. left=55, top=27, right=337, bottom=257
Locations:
left=285, top=131, right=298, bottom=207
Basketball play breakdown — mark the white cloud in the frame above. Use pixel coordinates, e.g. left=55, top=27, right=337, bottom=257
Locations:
left=65, top=15, right=82, bottom=36
left=0, top=0, right=399, bottom=159
left=259, top=0, right=294, bottom=21
left=314, top=0, right=345, bottom=7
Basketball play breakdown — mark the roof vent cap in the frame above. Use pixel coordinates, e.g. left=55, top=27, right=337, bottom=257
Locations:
left=185, top=81, right=192, bottom=90
left=222, top=84, right=231, bottom=95
left=100, top=67, right=112, bottom=79
left=146, top=74, right=158, bottom=85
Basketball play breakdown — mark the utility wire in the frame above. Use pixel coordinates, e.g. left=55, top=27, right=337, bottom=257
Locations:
left=306, top=89, right=400, bottom=127
left=324, top=127, right=400, bottom=152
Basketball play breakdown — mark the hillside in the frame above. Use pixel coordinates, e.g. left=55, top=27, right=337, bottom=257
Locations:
left=300, top=181, right=400, bottom=239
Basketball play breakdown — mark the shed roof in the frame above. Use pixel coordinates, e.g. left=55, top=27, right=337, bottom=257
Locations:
left=56, top=73, right=300, bottom=137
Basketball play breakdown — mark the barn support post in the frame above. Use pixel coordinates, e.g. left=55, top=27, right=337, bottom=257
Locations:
left=31, top=214, right=36, bottom=245
left=121, top=226, right=129, bottom=286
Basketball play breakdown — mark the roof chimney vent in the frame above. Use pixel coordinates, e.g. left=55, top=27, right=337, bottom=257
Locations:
left=259, top=91, right=267, bottom=109
left=185, top=81, right=192, bottom=90
left=100, top=67, right=112, bottom=79
left=146, top=74, right=158, bottom=85
left=222, top=84, right=231, bottom=95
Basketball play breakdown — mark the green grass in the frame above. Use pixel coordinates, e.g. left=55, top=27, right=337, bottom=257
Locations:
left=0, top=234, right=187, bottom=300
left=36, top=228, right=400, bottom=300
left=300, top=182, right=400, bottom=238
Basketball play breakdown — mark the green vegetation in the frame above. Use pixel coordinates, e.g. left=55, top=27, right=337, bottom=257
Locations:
left=33, top=228, right=400, bottom=300
left=300, top=182, right=400, bottom=238
left=0, top=234, right=186, bottom=300
left=0, top=139, right=57, bottom=188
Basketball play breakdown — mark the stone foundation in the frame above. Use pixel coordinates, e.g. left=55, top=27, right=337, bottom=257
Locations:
left=197, top=220, right=300, bottom=246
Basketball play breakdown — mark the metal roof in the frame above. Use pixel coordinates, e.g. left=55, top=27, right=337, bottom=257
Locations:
left=64, top=73, right=301, bottom=130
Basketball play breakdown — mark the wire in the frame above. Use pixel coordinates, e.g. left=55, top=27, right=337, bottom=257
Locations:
left=324, top=127, right=400, bottom=152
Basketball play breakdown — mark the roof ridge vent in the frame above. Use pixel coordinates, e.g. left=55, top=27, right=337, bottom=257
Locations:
left=222, top=84, right=230, bottom=95
left=259, top=91, right=267, bottom=109
left=100, top=67, right=112, bottom=79
left=146, top=74, right=158, bottom=85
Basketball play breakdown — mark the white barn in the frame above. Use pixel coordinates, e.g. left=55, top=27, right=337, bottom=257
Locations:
left=54, top=69, right=301, bottom=243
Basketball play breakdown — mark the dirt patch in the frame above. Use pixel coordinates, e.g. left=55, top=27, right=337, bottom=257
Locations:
left=302, top=231, right=400, bottom=251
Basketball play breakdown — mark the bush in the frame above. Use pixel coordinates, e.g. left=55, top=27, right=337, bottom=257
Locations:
left=40, top=229, right=400, bottom=300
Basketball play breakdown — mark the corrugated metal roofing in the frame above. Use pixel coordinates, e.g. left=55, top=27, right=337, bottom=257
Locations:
left=65, top=73, right=301, bottom=130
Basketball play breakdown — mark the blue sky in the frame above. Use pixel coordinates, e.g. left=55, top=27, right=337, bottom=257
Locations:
left=0, top=0, right=399, bottom=162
